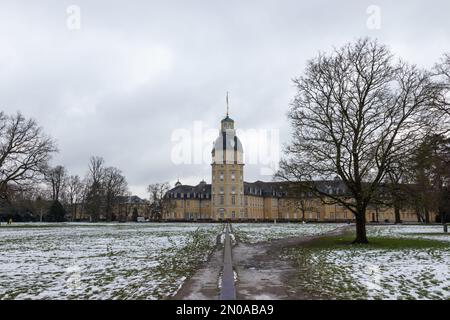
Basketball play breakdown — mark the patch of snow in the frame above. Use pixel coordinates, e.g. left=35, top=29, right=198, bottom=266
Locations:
left=234, top=223, right=346, bottom=243
left=0, top=223, right=220, bottom=300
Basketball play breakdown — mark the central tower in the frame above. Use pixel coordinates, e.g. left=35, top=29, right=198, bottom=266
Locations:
left=211, top=94, right=244, bottom=220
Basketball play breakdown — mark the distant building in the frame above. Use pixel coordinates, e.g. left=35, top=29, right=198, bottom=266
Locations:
left=71, top=195, right=149, bottom=222
left=164, top=109, right=419, bottom=222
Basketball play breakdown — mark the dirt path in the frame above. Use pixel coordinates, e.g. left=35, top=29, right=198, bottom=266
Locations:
left=174, top=224, right=353, bottom=300
left=234, top=225, right=353, bottom=300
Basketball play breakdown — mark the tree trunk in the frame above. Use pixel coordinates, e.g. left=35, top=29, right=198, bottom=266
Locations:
left=416, top=211, right=422, bottom=222
left=425, top=208, right=430, bottom=224
left=353, top=210, right=369, bottom=244
left=394, top=206, right=401, bottom=224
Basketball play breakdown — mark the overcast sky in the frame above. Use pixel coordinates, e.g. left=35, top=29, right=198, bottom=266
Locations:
left=1, top=0, right=449, bottom=198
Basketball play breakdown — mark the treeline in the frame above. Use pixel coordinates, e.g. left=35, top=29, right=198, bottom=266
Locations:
left=375, top=134, right=450, bottom=223
left=0, top=155, right=129, bottom=223
left=0, top=111, right=172, bottom=223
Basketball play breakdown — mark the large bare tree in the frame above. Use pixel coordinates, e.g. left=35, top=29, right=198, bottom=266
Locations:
left=0, top=112, right=57, bottom=200
left=277, top=38, right=443, bottom=243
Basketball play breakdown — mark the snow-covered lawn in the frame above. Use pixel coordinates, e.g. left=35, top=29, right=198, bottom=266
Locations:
left=283, top=225, right=450, bottom=300
left=233, top=223, right=346, bottom=243
left=0, top=223, right=220, bottom=300
left=367, top=224, right=450, bottom=243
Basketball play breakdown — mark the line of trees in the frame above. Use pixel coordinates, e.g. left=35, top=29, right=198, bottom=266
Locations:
left=277, top=38, right=450, bottom=243
left=0, top=112, right=133, bottom=222
left=0, top=111, right=174, bottom=222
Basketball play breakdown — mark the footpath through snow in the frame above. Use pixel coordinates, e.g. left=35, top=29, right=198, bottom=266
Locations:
left=173, top=223, right=351, bottom=300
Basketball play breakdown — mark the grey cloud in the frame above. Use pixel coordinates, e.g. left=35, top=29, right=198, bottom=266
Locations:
left=1, top=0, right=449, bottom=197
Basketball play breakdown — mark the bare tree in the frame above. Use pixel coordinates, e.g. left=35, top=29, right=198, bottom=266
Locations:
left=84, top=156, right=105, bottom=221
left=385, top=157, right=412, bottom=224
left=277, top=38, right=443, bottom=243
left=430, top=53, right=450, bottom=136
left=147, top=182, right=173, bottom=220
left=103, top=167, right=128, bottom=221
left=44, top=165, right=67, bottom=202
left=0, top=112, right=57, bottom=200
left=66, top=175, right=84, bottom=221
left=409, top=134, right=450, bottom=225
left=281, top=186, right=315, bottom=222
left=117, top=190, right=133, bottom=222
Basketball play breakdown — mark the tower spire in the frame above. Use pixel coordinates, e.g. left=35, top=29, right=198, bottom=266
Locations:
left=226, top=91, right=229, bottom=116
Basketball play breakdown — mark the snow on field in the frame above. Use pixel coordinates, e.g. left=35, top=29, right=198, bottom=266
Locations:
left=367, top=224, right=450, bottom=242
left=0, top=223, right=220, bottom=300
left=285, top=244, right=450, bottom=300
left=233, top=223, right=346, bottom=243
left=283, top=224, right=449, bottom=300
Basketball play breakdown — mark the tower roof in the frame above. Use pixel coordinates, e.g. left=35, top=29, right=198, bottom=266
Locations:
left=221, top=115, right=234, bottom=122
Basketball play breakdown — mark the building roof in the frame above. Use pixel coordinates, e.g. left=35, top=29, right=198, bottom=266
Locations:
left=166, top=179, right=349, bottom=199
left=115, top=195, right=147, bottom=204
left=221, top=115, right=234, bottom=122
left=167, top=181, right=212, bottom=199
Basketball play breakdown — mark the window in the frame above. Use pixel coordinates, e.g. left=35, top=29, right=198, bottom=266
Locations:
left=220, top=195, right=224, bottom=205
left=220, top=172, right=224, bottom=181
left=232, top=195, right=236, bottom=205
left=231, top=172, right=235, bottom=181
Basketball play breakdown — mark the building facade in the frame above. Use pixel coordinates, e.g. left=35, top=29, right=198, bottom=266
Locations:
left=164, top=112, right=419, bottom=223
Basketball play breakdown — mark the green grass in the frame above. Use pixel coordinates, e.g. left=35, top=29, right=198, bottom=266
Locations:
left=407, top=232, right=450, bottom=237
left=302, top=232, right=450, bottom=250
left=281, top=233, right=449, bottom=300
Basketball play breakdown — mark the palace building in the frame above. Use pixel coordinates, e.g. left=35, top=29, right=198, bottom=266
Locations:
left=164, top=105, right=419, bottom=223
